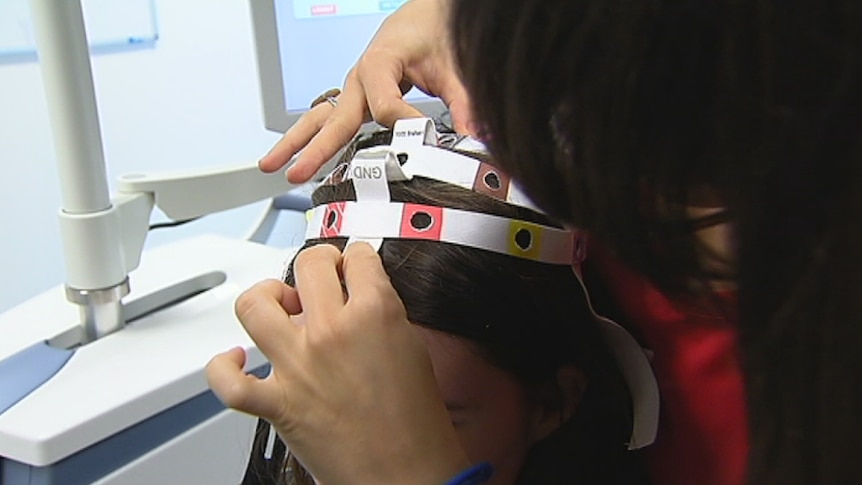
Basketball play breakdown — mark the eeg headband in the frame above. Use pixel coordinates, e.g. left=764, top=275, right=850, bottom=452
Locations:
left=305, top=117, right=659, bottom=450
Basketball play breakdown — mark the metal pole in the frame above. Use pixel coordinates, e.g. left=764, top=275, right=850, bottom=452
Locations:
left=29, top=0, right=128, bottom=341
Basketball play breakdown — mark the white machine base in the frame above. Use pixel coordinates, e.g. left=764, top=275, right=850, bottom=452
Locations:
left=0, top=235, right=291, bottom=484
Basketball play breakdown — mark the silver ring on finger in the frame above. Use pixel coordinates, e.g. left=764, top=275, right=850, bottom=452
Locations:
left=310, top=88, right=341, bottom=109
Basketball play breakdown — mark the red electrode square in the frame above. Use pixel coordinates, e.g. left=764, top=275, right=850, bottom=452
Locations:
left=320, top=202, right=346, bottom=238
left=473, top=163, right=511, bottom=199
left=400, top=204, right=443, bottom=240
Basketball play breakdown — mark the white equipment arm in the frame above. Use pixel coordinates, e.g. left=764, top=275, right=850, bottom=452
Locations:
left=30, top=0, right=292, bottom=342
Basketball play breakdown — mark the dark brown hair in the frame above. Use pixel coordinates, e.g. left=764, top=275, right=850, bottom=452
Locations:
left=450, top=1, right=862, bottom=483
left=242, top=131, right=647, bottom=484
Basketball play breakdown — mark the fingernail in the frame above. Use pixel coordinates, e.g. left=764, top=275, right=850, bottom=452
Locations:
left=466, top=121, right=481, bottom=138
left=467, top=121, right=487, bottom=141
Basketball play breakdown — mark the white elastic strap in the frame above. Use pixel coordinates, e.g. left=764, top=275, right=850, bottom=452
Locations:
left=264, top=423, right=277, bottom=459
left=349, top=145, right=544, bottom=213
left=597, top=313, right=659, bottom=449
left=452, top=135, right=488, bottom=154
left=572, top=266, right=660, bottom=449
left=262, top=364, right=278, bottom=459
left=305, top=201, right=575, bottom=266
left=333, top=117, right=543, bottom=213
left=344, top=148, right=389, bottom=251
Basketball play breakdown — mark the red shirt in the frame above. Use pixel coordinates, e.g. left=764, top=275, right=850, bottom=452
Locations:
left=588, top=245, right=748, bottom=485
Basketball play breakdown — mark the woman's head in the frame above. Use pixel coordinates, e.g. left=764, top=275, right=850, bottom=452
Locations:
left=275, top=130, right=642, bottom=484
left=449, top=2, right=862, bottom=483
left=449, top=0, right=861, bottom=291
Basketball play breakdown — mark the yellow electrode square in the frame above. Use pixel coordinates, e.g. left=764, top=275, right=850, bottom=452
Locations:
left=507, top=220, right=542, bottom=260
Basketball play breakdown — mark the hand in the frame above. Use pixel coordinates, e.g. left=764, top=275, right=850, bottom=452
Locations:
left=259, top=0, right=475, bottom=184
left=206, top=243, right=470, bottom=485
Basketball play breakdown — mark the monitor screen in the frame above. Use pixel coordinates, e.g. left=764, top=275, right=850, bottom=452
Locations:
left=250, top=0, right=446, bottom=133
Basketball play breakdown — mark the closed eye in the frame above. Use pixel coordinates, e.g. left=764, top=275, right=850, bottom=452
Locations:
left=445, top=401, right=472, bottom=412
left=446, top=402, right=472, bottom=428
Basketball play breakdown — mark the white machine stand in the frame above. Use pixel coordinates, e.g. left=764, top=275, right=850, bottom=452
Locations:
left=0, top=1, right=305, bottom=483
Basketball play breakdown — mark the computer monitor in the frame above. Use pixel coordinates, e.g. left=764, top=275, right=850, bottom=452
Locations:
left=249, top=0, right=447, bottom=133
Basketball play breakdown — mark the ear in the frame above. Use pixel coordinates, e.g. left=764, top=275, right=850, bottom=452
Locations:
left=527, top=366, right=587, bottom=445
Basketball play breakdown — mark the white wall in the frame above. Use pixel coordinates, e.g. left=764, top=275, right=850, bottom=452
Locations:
left=0, top=1, right=286, bottom=312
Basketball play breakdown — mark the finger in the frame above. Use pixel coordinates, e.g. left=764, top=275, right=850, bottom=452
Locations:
left=341, top=242, right=402, bottom=307
left=292, top=244, right=347, bottom=319
left=259, top=104, right=331, bottom=175
left=206, top=347, right=283, bottom=418
left=440, top=81, right=477, bottom=137
left=287, top=73, right=369, bottom=184
left=234, top=280, right=302, bottom=360
left=280, top=282, right=303, bottom=315
left=409, top=61, right=476, bottom=136
left=357, top=56, right=424, bottom=127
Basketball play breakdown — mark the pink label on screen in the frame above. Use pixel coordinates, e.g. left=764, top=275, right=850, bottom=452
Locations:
left=310, top=4, right=337, bottom=15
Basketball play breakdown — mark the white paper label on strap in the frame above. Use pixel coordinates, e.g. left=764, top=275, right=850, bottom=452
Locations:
left=453, top=136, right=487, bottom=154
left=347, top=155, right=390, bottom=202
left=346, top=237, right=383, bottom=252
left=390, top=117, right=438, bottom=150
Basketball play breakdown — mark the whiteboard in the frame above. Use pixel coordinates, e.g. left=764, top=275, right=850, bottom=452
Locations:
left=0, top=0, right=158, bottom=57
